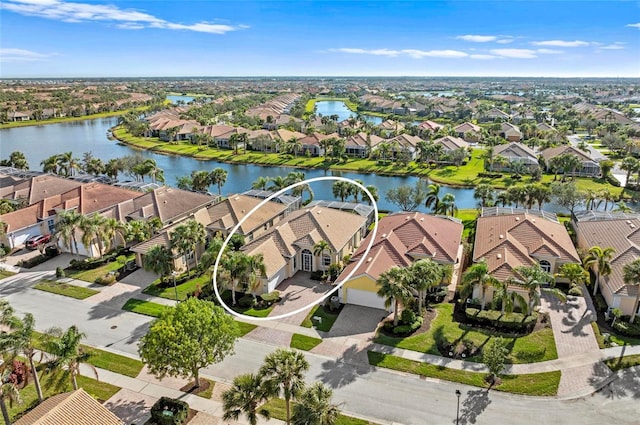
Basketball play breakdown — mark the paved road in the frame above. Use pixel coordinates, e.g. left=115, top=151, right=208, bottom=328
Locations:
left=2, top=271, right=639, bottom=425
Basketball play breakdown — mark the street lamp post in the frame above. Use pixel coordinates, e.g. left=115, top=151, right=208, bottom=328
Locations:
left=455, top=389, right=461, bottom=425
left=171, top=270, right=178, bottom=302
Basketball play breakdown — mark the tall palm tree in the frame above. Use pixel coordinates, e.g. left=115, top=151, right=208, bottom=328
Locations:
left=79, top=213, right=106, bottom=257
left=252, top=176, right=270, bottom=190
left=365, top=185, right=379, bottom=205
left=435, top=193, right=457, bottom=216
left=54, top=209, right=82, bottom=254
left=170, top=223, right=195, bottom=275
left=491, top=280, right=528, bottom=315
left=583, top=246, right=615, bottom=296
left=43, top=325, right=97, bottom=391
left=332, top=181, right=351, bottom=202
left=259, top=349, right=310, bottom=425
left=102, top=217, right=127, bottom=251
left=143, top=245, right=175, bottom=283
left=313, top=240, right=330, bottom=264
left=41, top=154, right=60, bottom=174
left=268, top=176, right=288, bottom=191
left=222, top=373, right=272, bottom=425
left=473, top=184, right=494, bottom=208
left=460, top=260, right=498, bottom=310
left=292, top=382, right=340, bottom=425
left=12, top=313, right=44, bottom=403
left=511, top=264, right=566, bottom=316
left=221, top=251, right=251, bottom=305
left=0, top=368, right=21, bottom=425
left=247, top=254, right=267, bottom=299
left=622, top=258, right=640, bottom=324
left=555, top=263, right=589, bottom=293
left=407, top=259, right=446, bottom=315
left=377, top=267, right=411, bottom=326
left=210, top=167, right=228, bottom=195
left=57, top=151, right=80, bottom=177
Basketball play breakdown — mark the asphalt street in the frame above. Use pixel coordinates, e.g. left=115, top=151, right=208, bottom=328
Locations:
left=2, top=271, right=638, bottom=425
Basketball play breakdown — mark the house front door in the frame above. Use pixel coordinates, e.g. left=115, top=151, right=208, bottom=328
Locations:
left=302, top=249, right=312, bottom=272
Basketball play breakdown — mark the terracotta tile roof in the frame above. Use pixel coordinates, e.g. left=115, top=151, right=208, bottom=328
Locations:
left=454, top=122, right=481, bottom=133
left=0, top=174, right=82, bottom=205
left=125, top=187, right=214, bottom=224
left=130, top=231, right=171, bottom=254
left=418, top=121, right=444, bottom=131
left=206, top=195, right=286, bottom=235
left=539, top=145, right=594, bottom=163
left=14, top=388, right=123, bottom=425
left=433, top=136, right=468, bottom=151
left=339, top=212, right=463, bottom=282
left=493, top=142, right=537, bottom=161
left=242, top=206, right=367, bottom=278
left=387, top=133, right=423, bottom=149
left=344, top=132, right=383, bottom=148
left=473, top=213, right=580, bottom=281
left=575, top=217, right=640, bottom=297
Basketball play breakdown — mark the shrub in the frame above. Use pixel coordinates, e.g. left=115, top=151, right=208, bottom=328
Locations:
left=260, top=291, right=280, bottom=303
left=238, top=294, right=256, bottom=308
left=594, top=293, right=608, bottom=312
left=401, top=308, right=417, bottom=325
left=150, top=397, right=189, bottom=425
left=477, top=172, right=503, bottom=178
left=392, top=317, right=423, bottom=334
left=606, top=174, right=621, bottom=187
left=568, top=286, right=583, bottom=296
left=55, top=266, right=65, bottom=278
left=465, top=308, right=537, bottom=331
left=94, top=273, right=118, bottom=286
left=612, top=319, right=640, bottom=336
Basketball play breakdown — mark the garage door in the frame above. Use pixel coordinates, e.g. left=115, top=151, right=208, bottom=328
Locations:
left=345, top=288, right=387, bottom=310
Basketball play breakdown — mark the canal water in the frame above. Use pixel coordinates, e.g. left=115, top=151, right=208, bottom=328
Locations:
left=314, top=101, right=383, bottom=125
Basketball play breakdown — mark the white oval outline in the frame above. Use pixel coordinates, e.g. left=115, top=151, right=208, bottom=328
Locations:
left=212, top=176, right=379, bottom=322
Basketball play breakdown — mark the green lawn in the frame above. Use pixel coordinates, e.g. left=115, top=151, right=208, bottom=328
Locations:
left=231, top=303, right=275, bottom=318
left=260, top=398, right=378, bottom=425
left=605, top=354, right=640, bottom=372
left=300, top=304, right=340, bottom=332
left=290, top=334, right=322, bottom=351
left=375, top=303, right=557, bottom=364
left=142, top=273, right=210, bottom=301
left=368, top=352, right=560, bottom=396
left=34, top=280, right=99, bottom=300
left=455, top=209, right=479, bottom=240
left=236, top=321, right=258, bottom=336
left=66, top=255, right=133, bottom=283
left=122, top=298, right=172, bottom=317
left=0, top=269, right=16, bottom=279
left=9, top=372, right=120, bottom=421
left=194, top=378, right=215, bottom=399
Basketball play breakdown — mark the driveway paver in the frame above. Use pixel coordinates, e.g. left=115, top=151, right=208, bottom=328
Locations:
left=244, top=326, right=293, bottom=346
left=325, top=304, right=387, bottom=340
left=104, top=388, right=156, bottom=425
left=271, top=272, right=334, bottom=325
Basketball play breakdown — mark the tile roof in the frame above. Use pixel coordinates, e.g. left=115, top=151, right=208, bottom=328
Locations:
left=433, top=136, right=468, bottom=151
left=339, top=212, right=463, bottom=282
left=473, top=213, right=580, bottom=281
left=14, top=388, right=123, bottom=425
left=575, top=217, right=640, bottom=297
left=454, top=122, right=481, bottom=133
left=344, top=132, right=383, bottom=148
left=493, top=142, right=537, bottom=160
left=206, top=194, right=286, bottom=235
left=539, top=145, right=595, bottom=163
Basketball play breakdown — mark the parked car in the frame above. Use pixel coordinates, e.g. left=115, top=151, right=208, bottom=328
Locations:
left=25, top=234, right=51, bottom=250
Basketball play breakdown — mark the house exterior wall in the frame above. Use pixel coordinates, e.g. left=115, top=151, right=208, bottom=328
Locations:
left=339, top=275, right=387, bottom=308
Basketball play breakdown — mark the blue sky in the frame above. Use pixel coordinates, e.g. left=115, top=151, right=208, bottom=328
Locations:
left=1, top=0, right=639, bottom=78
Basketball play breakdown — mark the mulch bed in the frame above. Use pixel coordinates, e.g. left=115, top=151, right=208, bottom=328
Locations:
left=378, top=306, right=438, bottom=337
left=180, top=379, right=211, bottom=396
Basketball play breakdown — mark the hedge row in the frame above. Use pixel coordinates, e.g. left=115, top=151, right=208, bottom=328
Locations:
left=465, top=308, right=537, bottom=330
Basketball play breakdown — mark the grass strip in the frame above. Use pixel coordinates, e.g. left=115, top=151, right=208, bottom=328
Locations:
left=604, top=354, right=640, bottom=372
left=300, top=304, right=340, bottom=332
left=142, top=273, right=210, bottom=301
left=368, top=351, right=559, bottom=396
left=0, top=270, right=16, bottom=279
left=260, top=398, right=378, bottom=425
left=66, top=255, right=133, bottom=283
left=122, top=298, right=171, bottom=317
left=236, top=321, right=258, bottom=336
left=290, top=334, right=322, bottom=351
left=34, top=280, right=99, bottom=300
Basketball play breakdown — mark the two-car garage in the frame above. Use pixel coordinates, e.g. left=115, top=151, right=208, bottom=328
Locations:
left=339, top=284, right=389, bottom=311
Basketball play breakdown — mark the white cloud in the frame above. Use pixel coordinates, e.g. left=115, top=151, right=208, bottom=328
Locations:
left=456, top=35, right=497, bottom=43
left=331, top=48, right=467, bottom=59
left=0, top=0, right=246, bottom=34
left=0, top=47, right=56, bottom=62
left=490, top=49, right=538, bottom=59
left=531, top=40, right=590, bottom=47
left=495, top=38, right=514, bottom=44
left=599, top=42, right=625, bottom=50
left=627, top=23, right=640, bottom=28
left=470, top=54, right=499, bottom=60
left=536, top=49, right=563, bottom=54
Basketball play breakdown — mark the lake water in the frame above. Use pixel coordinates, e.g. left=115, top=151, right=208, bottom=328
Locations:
left=0, top=117, right=615, bottom=214
left=167, top=95, right=195, bottom=104
left=314, top=101, right=383, bottom=125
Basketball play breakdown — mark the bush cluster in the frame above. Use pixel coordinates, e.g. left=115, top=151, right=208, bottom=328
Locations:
left=383, top=308, right=423, bottom=335
left=94, top=273, right=118, bottom=286
left=150, top=397, right=189, bottom=425
left=477, top=172, right=503, bottom=178
left=464, top=308, right=537, bottom=331
left=612, top=319, right=640, bottom=336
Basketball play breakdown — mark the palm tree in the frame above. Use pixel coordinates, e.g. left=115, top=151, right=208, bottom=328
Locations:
left=407, top=259, right=446, bottom=315
left=377, top=267, right=411, bottom=326
left=365, top=185, right=379, bottom=205
left=57, top=151, right=80, bottom=177
left=222, top=373, right=273, bottom=425
left=292, top=382, right=340, bottom=425
left=210, top=167, right=228, bottom=195
left=12, top=313, right=44, bottom=403
left=511, top=264, right=566, bottom=316
left=170, top=223, right=195, bottom=275
left=621, top=156, right=639, bottom=191
left=460, top=261, right=498, bottom=310
left=143, top=245, right=175, bottom=283
left=313, top=240, right=330, bottom=264
left=102, top=217, right=128, bottom=251
left=332, top=181, right=351, bottom=202
left=221, top=251, right=251, bottom=305
left=555, top=263, right=589, bottom=294
left=0, top=368, right=21, bottom=425
left=492, top=280, right=528, bottom=315
left=268, top=176, right=288, bottom=191
left=41, top=154, right=60, bottom=174
left=259, top=349, right=310, bottom=425
left=622, top=258, right=640, bottom=324
left=424, top=183, right=441, bottom=212
left=252, top=176, right=270, bottom=190
left=583, top=246, right=615, bottom=296
left=79, top=213, right=106, bottom=257
left=54, top=209, right=82, bottom=254
left=474, top=184, right=494, bottom=208
left=435, top=193, right=457, bottom=216
left=247, top=254, right=266, bottom=299
left=43, top=325, right=97, bottom=390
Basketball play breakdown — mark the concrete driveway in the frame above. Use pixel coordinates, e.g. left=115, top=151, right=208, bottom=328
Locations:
left=325, top=304, right=387, bottom=340
left=271, top=272, right=334, bottom=325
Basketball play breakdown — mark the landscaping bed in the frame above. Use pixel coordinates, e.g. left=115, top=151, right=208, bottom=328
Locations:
left=260, top=398, right=379, bottom=425
left=65, top=252, right=135, bottom=284
left=34, top=279, right=99, bottom=300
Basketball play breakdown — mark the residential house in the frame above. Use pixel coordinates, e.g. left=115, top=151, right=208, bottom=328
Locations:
left=539, top=145, right=600, bottom=177
left=573, top=212, right=640, bottom=318
left=338, top=212, right=464, bottom=310
left=454, top=122, right=482, bottom=142
left=14, top=388, right=123, bottom=425
left=201, top=125, right=250, bottom=149
left=0, top=173, right=83, bottom=206
left=492, top=142, right=539, bottom=172
left=344, top=132, right=383, bottom=158
left=480, top=108, right=510, bottom=122
left=536, top=122, right=557, bottom=134
left=247, top=129, right=280, bottom=152
left=382, top=134, right=422, bottom=161
left=7, top=111, right=31, bottom=122
left=433, top=136, right=469, bottom=154
left=417, top=120, right=444, bottom=135
left=297, top=132, right=336, bottom=157
left=500, top=122, right=523, bottom=141
left=242, top=206, right=368, bottom=293
left=471, top=208, right=580, bottom=308
left=378, top=120, right=405, bottom=137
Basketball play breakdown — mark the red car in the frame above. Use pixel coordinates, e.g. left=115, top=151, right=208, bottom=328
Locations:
left=25, top=234, right=51, bottom=250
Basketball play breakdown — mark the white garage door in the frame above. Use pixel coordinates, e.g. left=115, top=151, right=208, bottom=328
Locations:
left=345, top=288, right=387, bottom=310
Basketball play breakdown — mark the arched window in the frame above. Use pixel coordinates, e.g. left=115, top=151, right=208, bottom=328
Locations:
left=539, top=260, right=552, bottom=273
